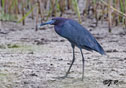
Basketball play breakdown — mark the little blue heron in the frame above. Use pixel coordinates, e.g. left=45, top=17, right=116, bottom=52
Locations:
left=38, top=17, right=105, bottom=80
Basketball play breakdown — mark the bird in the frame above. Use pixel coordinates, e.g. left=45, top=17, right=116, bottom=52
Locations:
left=38, top=17, right=105, bottom=80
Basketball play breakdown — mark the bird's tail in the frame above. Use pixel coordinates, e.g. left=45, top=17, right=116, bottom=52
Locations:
left=96, top=43, right=106, bottom=55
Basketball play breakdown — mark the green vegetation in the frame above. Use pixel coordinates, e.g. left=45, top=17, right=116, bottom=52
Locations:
left=72, top=0, right=81, bottom=23
left=0, top=10, right=16, bottom=21
left=7, top=44, right=20, bottom=48
left=0, top=0, right=126, bottom=32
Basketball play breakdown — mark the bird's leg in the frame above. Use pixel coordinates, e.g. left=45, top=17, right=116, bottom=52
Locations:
left=65, top=45, right=75, bottom=77
left=80, top=48, right=85, bottom=81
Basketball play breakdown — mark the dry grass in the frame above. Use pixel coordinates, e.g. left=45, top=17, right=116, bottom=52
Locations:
left=0, top=0, right=126, bottom=32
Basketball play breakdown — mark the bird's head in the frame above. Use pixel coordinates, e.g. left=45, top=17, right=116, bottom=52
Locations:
left=38, top=17, right=67, bottom=28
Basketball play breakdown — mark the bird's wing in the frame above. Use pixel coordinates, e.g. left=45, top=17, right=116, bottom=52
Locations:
left=59, top=20, right=105, bottom=54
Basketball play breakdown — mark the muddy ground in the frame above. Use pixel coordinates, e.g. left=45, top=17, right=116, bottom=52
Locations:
left=0, top=15, right=126, bottom=88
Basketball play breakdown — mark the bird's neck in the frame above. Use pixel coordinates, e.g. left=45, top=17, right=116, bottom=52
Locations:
left=54, top=25, right=62, bottom=35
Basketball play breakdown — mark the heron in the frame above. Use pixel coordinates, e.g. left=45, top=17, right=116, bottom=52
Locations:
left=38, top=17, right=105, bottom=80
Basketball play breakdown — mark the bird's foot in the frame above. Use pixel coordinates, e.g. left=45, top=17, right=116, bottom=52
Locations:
left=55, top=75, right=67, bottom=79
left=53, top=75, right=73, bottom=80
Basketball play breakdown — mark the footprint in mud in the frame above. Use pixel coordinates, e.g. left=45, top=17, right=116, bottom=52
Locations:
left=103, top=79, right=119, bottom=86
left=106, top=49, right=118, bottom=53
left=34, top=38, right=49, bottom=45
left=34, top=38, right=65, bottom=45
left=52, top=76, right=74, bottom=80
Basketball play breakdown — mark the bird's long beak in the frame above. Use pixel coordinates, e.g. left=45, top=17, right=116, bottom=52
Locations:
left=38, top=20, right=55, bottom=28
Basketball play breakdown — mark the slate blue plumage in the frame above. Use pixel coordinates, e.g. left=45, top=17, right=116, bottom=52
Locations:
left=39, top=17, right=105, bottom=80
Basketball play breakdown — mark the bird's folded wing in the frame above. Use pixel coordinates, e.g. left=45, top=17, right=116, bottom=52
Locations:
left=60, top=20, right=105, bottom=54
